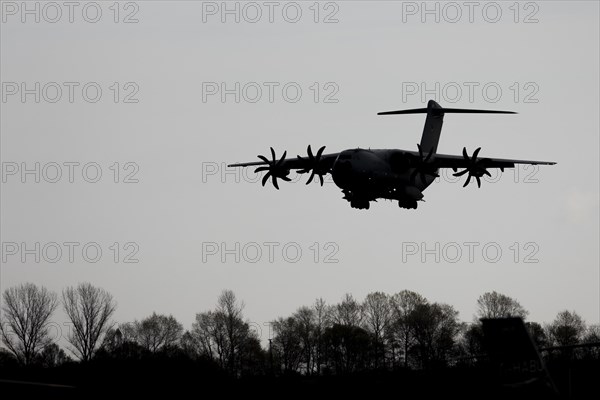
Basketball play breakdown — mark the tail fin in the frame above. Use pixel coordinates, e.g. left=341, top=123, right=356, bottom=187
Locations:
left=377, top=100, right=516, bottom=154
left=481, top=317, right=558, bottom=396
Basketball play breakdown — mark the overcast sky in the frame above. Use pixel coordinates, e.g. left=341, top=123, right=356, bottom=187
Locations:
left=1, top=1, right=598, bottom=344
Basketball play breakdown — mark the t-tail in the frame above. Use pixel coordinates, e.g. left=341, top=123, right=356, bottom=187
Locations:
left=377, top=100, right=516, bottom=155
left=481, top=317, right=558, bottom=398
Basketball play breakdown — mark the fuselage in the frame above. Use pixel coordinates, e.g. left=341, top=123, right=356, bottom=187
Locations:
left=331, top=148, right=437, bottom=202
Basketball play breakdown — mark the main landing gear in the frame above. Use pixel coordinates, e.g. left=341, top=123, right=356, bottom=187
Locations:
left=398, top=198, right=418, bottom=210
left=343, top=190, right=419, bottom=210
left=342, top=190, right=371, bottom=210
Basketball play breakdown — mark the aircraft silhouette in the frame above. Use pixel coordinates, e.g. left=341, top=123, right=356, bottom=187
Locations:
left=228, top=100, right=556, bottom=210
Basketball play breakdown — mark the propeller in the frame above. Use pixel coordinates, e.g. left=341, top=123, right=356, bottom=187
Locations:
left=254, top=147, right=291, bottom=189
left=453, top=147, right=491, bottom=188
left=297, top=145, right=328, bottom=186
left=410, top=144, right=439, bottom=184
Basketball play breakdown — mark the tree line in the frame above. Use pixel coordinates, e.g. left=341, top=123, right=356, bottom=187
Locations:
left=1, top=283, right=599, bottom=376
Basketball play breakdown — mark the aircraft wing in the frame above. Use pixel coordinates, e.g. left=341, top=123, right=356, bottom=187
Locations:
left=227, top=147, right=339, bottom=188
left=228, top=149, right=339, bottom=170
left=433, top=150, right=556, bottom=170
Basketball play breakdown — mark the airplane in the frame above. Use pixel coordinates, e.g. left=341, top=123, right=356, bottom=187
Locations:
left=228, top=100, right=556, bottom=210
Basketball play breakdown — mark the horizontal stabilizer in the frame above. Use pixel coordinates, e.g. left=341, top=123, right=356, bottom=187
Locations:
left=378, top=104, right=517, bottom=116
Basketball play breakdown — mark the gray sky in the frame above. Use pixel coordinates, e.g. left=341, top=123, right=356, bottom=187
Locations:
left=1, top=1, right=598, bottom=344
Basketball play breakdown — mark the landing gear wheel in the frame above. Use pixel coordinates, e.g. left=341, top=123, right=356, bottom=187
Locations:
left=350, top=199, right=370, bottom=210
left=343, top=190, right=371, bottom=210
left=398, top=199, right=418, bottom=209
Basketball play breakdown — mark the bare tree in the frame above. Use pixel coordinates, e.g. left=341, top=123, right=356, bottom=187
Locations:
left=62, top=283, right=117, bottom=361
left=330, top=293, right=363, bottom=326
left=293, top=306, right=315, bottom=374
left=134, top=312, right=183, bottom=352
left=272, top=316, right=303, bottom=373
left=582, top=325, right=600, bottom=359
left=0, top=283, right=58, bottom=365
left=191, top=311, right=226, bottom=364
left=362, top=292, right=392, bottom=368
left=217, top=289, right=247, bottom=374
left=410, top=302, right=461, bottom=368
left=475, top=291, right=528, bottom=319
left=313, top=298, right=328, bottom=374
left=546, top=310, right=586, bottom=347
left=189, top=290, right=252, bottom=374
left=38, top=343, right=70, bottom=367
left=389, top=290, right=428, bottom=368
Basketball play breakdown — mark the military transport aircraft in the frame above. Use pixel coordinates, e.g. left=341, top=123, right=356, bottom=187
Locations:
left=228, top=100, right=556, bottom=210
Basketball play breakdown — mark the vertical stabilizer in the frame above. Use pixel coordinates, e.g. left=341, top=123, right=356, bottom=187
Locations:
left=419, top=100, right=444, bottom=154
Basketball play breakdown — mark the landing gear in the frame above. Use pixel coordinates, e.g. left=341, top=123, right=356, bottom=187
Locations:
left=343, top=190, right=371, bottom=210
left=398, top=198, right=418, bottom=209
left=351, top=199, right=370, bottom=210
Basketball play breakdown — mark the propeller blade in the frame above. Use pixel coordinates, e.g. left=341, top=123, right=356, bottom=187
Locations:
left=262, top=173, right=270, bottom=186
left=316, top=146, right=325, bottom=159
left=473, top=147, right=481, bottom=159
left=424, top=147, right=434, bottom=163
left=270, top=147, right=276, bottom=162
left=276, top=151, right=287, bottom=166
left=476, top=176, right=481, bottom=188
left=319, top=174, right=324, bottom=186
left=272, top=176, right=279, bottom=190
left=453, top=169, right=469, bottom=177
left=254, top=166, right=269, bottom=173
left=463, top=174, right=471, bottom=187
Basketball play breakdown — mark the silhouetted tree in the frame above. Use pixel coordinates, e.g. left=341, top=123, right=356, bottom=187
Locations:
left=322, top=324, right=371, bottom=374
left=389, top=290, right=428, bottom=368
left=272, top=316, right=303, bottom=373
left=216, top=290, right=248, bottom=374
left=37, top=343, right=70, bottom=367
left=362, top=292, right=392, bottom=369
left=190, top=290, right=256, bottom=376
left=99, top=326, right=146, bottom=360
left=525, top=321, right=549, bottom=349
left=476, top=291, right=528, bottom=319
left=180, top=330, right=199, bottom=357
left=313, top=298, right=329, bottom=374
left=0, top=283, right=58, bottom=365
left=239, top=335, right=267, bottom=376
left=293, top=306, right=316, bottom=374
left=62, top=283, right=117, bottom=361
left=329, top=293, right=363, bottom=327
left=581, top=325, right=600, bottom=359
left=457, top=323, right=485, bottom=361
left=546, top=310, right=586, bottom=347
left=191, top=311, right=223, bottom=362
left=410, top=303, right=461, bottom=368
left=133, top=312, right=183, bottom=352
left=116, top=322, right=138, bottom=342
